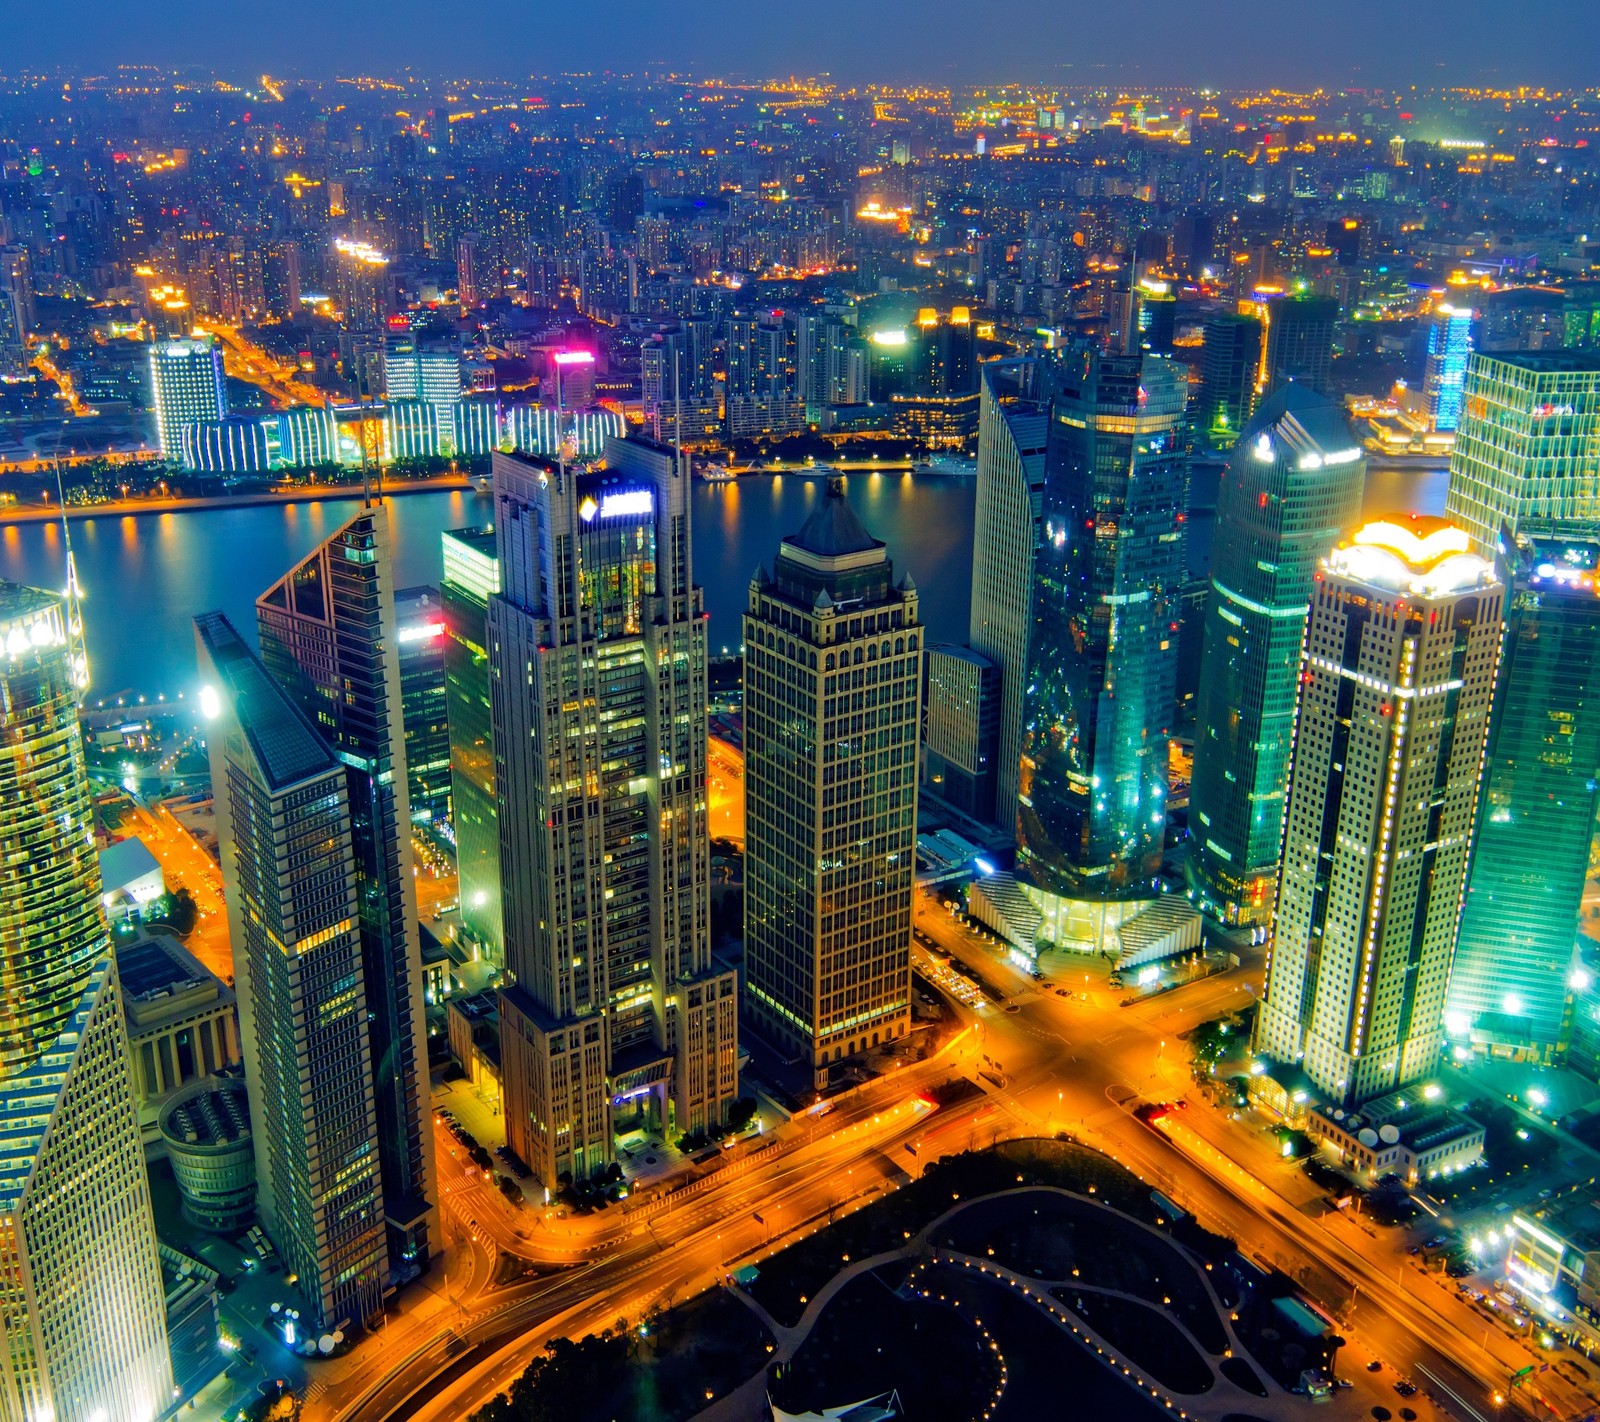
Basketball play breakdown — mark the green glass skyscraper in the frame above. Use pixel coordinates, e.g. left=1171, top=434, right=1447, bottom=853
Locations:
left=1446, top=537, right=1600, bottom=1059
left=1444, top=350, right=1600, bottom=555
left=1189, top=386, right=1366, bottom=925
left=1017, top=351, right=1189, bottom=922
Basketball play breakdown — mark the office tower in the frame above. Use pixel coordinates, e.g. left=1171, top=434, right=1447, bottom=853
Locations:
left=489, top=438, right=738, bottom=1187
left=1199, top=312, right=1263, bottom=448
left=149, top=335, right=226, bottom=459
left=442, top=527, right=503, bottom=966
left=1423, top=304, right=1474, bottom=433
left=1444, top=351, right=1600, bottom=556
left=969, top=360, right=1049, bottom=825
left=0, top=584, right=173, bottom=1422
left=1446, top=537, right=1600, bottom=1059
left=253, top=507, right=437, bottom=1278
left=1261, top=294, right=1337, bottom=393
left=1255, top=521, right=1502, bottom=1106
left=921, top=646, right=1001, bottom=825
left=744, top=481, right=921, bottom=1083
left=1189, top=387, right=1366, bottom=925
left=394, top=586, right=451, bottom=827
left=196, top=612, right=389, bottom=1331
left=385, top=333, right=462, bottom=407
left=1017, top=353, right=1189, bottom=912
left=456, top=232, right=481, bottom=309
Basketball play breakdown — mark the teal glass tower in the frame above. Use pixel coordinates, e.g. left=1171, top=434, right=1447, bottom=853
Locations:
left=1446, top=537, right=1600, bottom=1059
left=1189, top=386, right=1366, bottom=925
left=1017, top=351, right=1189, bottom=911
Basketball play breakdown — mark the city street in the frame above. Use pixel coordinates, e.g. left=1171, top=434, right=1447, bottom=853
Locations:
left=130, top=799, right=233, bottom=981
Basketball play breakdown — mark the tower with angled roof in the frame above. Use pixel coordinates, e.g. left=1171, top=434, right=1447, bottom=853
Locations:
left=1189, top=386, right=1367, bottom=926
left=743, top=479, right=922, bottom=1086
left=488, top=436, right=739, bottom=1188
left=196, top=610, right=388, bottom=1331
left=253, top=505, right=437, bottom=1281
left=0, top=582, right=172, bottom=1422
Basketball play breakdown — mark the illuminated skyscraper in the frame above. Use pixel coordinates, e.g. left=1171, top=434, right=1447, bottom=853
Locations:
left=744, top=482, right=921, bottom=1083
left=1444, top=350, right=1600, bottom=555
left=1198, top=312, right=1262, bottom=449
left=1446, top=537, right=1600, bottom=1059
left=394, top=586, right=451, bottom=827
left=1255, top=521, right=1502, bottom=1106
left=1189, top=387, right=1366, bottom=925
left=1261, top=294, right=1337, bottom=393
left=489, top=438, right=738, bottom=1188
left=969, top=359, right=1048, bottom=825
left=1017, top=352, right=1189, bottom=923
left=197, top=611, right=389, bottom=1331
left=0, top=583, right=173, bottom=1422
left=254, top=508, right=438, bottom=1279
left=148, top=335, right=226, bottom=459
left=441, top=527, right=503, bottom=966
left=1422, top=304, right=1474, bottom=433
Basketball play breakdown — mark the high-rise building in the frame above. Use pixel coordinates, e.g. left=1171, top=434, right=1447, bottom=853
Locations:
left=441, top=527, right=503, bottom=966
left=0, top=583, right=173, bottom=1422
left=1199, top=312, right=1263, bottom=448
left=148, top=336, right=226, bottom=460
left=1446, top=537, right=1600, bottom=1060
left=384, top=334, right=461, bottom=407
left=1261, top=294, right=1337, bottom=393
left=1423, top=303, right=1474, bottom=433
left=489, top=439, right=738, bottom=1187
left=196, top=611, right=390, bottom=1331
left=394, top=587, right=452, bottom=827
left=1444, top=350, right=1600, bottom=556
left=969, top=360, right=1048, bottom=826
left=1017, top=352, right=1189, bottom=918
left=921, top=645, right=1000, bottom=826
left=1255, top=521, right=1503, bottom=1106
left=1189, top=387, right=1367, bottom=925
left=743, top=482, right=921, bottom=1083
left=253, top=507, right=437, bottom=1279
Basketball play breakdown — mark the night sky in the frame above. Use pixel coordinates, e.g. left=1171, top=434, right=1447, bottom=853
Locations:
left=9, top=0, right=1600, bottom=87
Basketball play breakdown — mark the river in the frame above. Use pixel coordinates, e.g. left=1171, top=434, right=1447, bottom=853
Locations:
left=0, top=464, right=1448, bottom=708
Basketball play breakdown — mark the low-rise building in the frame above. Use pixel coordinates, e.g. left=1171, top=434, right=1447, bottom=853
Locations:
left=98, top=837, right=166, bottom=922
left=1306, top=1088, right=1484, bottom=1186
left=447, top=991, right=501, bottom=1105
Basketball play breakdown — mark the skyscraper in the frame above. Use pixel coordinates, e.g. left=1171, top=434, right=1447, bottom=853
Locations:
left=489, top=438, right=738, bottom=1188
left=0, top=583, right=172, bottom=1422
left=1423, top=303, right=1474, bottom=433
left=1189, top=387, right=1367, bottom=925
left=441, top=527, right=503, bottom=966
left=1199, top=312, right=1263, bottom=448
left=743, top=482, right=922, bottom=1084
left=1444, top=350, right=1600, bottom=555
left=148, top=335, right=226, bottom=460
left=1446, top=536, right=1600, bottom=1059
left=1255, top=521, right=1502, bottom=1106
left=394, top=586, right=452, bottom=827
left=196, top=611, right=389, bottom=1332
left=1261, top=294, right=1337, bottom=393
left=253, top=507, right=438, bottom=1278
left=1017, top=352, right=1189, bottom=921
left=969, top=359, right=1048, bottom=826
left=921, top=646, right=1001, bottom=826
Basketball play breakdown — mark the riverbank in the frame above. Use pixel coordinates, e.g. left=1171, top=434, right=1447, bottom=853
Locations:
left=0, top=473, right=475, bottom=526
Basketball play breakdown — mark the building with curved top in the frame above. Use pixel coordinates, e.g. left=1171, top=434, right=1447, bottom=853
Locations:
left=161, top=1079, right=256, bottom=1231
left=1189, top=386, right=1366, bottom=926
left=1255, top=520, right=1503, bottom=1107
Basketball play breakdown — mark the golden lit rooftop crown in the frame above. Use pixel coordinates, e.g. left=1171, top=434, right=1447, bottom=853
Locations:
left=1329, top=517, right=1493, bottom=597
left=1348, top=519, right=1470, bottom=573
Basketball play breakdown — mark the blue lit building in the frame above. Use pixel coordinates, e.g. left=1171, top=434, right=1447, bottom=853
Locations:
left=1424, top=304, right=1474, bottom=433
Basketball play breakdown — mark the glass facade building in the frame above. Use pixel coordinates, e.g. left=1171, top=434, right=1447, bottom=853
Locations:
left=0, top=584, right=172, bottom=1422
left=744, top=482, right=922, bottom=1084
left=1423, top=304, right=1474, bottom=433
left=1189, top=386, right=1367, bottom=925
left=196, top=610, right=389, bottom=1332
left=1256, top=522, right=1503, bottom=1106
left=1017, top=352, right=1189, bottom=909
left=394, top=586, right=452, bottom=827
left=254, top=508, right=438, bottom=1281
left=1447, top=537, right=1600, bottom=1059
left=441, top=527, right=502, bottom=966
left=1444, top=350, right=1600, bottom=555
left=148, top=336, right=226, bottom=460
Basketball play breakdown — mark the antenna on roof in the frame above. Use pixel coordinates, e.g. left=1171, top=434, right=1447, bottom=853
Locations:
left=51, top=422, right=88, bottom=698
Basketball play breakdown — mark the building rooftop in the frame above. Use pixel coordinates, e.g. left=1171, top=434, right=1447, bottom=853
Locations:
left=99, top=836, right=163, bottom=893
left=1329, top=518, right=1495, bottom=596
left=784, top=480, right=884, bottom=559
left=196, top=611, right=337, bottom=792
left=159, top=1079, right=251, bottom=1150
